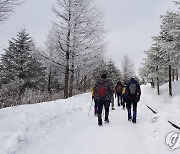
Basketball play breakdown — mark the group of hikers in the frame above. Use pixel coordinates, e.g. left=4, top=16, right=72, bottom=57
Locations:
left=92, top=72, right=141, bottom=126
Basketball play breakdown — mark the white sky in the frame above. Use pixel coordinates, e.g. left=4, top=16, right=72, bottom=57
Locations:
left=0, top=0, right=179, bottom=74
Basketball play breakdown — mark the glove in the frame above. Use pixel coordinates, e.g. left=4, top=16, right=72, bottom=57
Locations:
left=136, top=96, right=140, bottom=102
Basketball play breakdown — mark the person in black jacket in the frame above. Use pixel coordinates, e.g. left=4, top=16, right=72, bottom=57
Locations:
left=115, top=81, right=123, bottom=107
left=125, top=78, right=141, bottom=123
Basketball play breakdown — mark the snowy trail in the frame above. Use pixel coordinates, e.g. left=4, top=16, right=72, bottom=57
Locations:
left=34, top=105, right=150, bottom=154
left=37, top=93, right=174, bottom=154
left=1, top=84, right=180, bottom=154
left=28, top=100, right=169, bottom=154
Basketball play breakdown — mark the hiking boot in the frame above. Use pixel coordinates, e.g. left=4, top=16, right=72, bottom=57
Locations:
left=98, top=119, right=102, bottom=126
left=128, top=118, right=132, bottom=121
left=128, top=116, right=132, bottom=121
left=132, top=111, right=137, bottom=123
left=118, top=103, right=120, bottom=107
left=128, top=109, right=131, bottom=120
left=132, top=119, right=136, bottom=123
left=111, top=107, right=115, bottom=110
left=104, top=116, right=109, bottom=123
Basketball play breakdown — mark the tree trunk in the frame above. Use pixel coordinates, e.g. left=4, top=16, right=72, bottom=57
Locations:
left=47, top=67, right=52, bottom=95
left=169, top=65, right=172, bottom=96
left=156, top=66, right=160, bottom=95
left=64, top=53, right=70, bottom=98
left=64, top=4, right=71, bottom=99
left=69, top=63, right=74, bottom=97
left=176, top=68, right=178, bottom=81
left=142, top=78, right=145, bottom=84
left=69, top=22, right=77, bottom=97
left=83, top=75, right=87, bottom=92
left=156, top=77, right=160, bottom=95
left=172, top=68, right=175, bottom=81
left=151, top=78, right=155, bottom=88
left=76, top=68, right=80, bottom=90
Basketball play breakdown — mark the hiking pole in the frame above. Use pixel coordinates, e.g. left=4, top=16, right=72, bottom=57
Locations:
left=88, top=99, right=93, bottom=116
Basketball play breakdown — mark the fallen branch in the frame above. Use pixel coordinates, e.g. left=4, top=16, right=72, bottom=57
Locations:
left=146, top=104, right=157, bottom=114
left=168, top=120, right=180, bottom=130
left=146, top=105, right=180, bottom=130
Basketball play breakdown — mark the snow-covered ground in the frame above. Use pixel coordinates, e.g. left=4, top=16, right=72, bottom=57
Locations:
left=0, top=81, right=180, bottom=154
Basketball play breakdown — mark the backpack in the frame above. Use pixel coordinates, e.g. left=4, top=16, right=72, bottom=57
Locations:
left=98, top=83, right=107, bottom=98
left=122, top=86, right=126, bottom=95
left=116, top=85, right=122, bottom=93
left=129, top=83, right=137, bottom=94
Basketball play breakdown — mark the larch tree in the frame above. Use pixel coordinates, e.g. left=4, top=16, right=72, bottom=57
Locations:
left=51, top=0, right=106, bottom=98
left=121, top=54, right=135, bottom=84
left=41, top=26, right=65, bottom=95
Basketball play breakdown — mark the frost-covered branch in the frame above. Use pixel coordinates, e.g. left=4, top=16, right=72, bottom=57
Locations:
left=0, top=0, right=24, bottom=24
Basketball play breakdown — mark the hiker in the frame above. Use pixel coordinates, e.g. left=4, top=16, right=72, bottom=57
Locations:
left=121, top=83, right=127, bottom=110
left=125, top=78, right=141, bottom=123
left=111, top=89, right=115, bottom=110
left=92, top=86, right=98, bottom=115
left=115, top=81, right=123, bottom=107
left=94, top=72, right=113, bottom=126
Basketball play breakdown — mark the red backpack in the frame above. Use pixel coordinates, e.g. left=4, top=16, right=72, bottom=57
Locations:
left=98, top=83, right=107, bottom=98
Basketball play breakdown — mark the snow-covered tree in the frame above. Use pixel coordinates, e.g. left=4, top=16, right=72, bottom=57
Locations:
left=40, top=27, right=64, bottom=95
left=140, top=41, right=169, bottom=94
left=0, top=29, right=46, bottom=96
left=140, top=4, right=180, bottom=96
left=156, top=11, right=180, bottom=96
left=50, top=0, right=106, bottom=98
left=91, top=59, right=122, bottom=87
left=121, top=54, right=135, bottom=84
left=105, top=59, right=122, bottom=85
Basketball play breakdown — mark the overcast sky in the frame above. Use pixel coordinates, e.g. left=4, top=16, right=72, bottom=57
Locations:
left=0, top=0, right=179, bottom=74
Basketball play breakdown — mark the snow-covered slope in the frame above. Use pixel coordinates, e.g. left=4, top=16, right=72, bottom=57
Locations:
left=0, top=81, right=180, bottom=154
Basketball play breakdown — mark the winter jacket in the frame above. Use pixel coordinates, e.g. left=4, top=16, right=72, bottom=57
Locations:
left=125, top=78, right=141, bottom=102
left=94, top=78, right=113, bottom=101
left=115, top=81, right=123, bottom=96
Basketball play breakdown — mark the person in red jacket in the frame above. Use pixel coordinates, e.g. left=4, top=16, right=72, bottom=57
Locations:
left=94, top=72, right=113, bottom=126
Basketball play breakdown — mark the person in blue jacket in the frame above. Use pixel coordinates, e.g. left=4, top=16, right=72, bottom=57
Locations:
left=125, top=78, right=141, bottom=123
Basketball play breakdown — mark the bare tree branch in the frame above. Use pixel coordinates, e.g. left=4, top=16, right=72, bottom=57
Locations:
left=0, top=0, right=24, bottom=24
